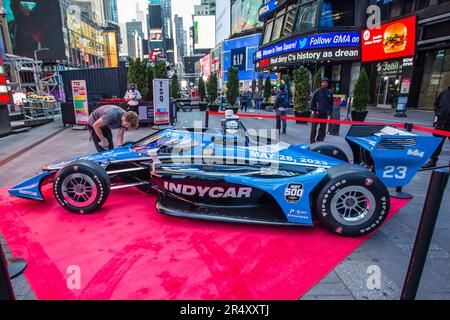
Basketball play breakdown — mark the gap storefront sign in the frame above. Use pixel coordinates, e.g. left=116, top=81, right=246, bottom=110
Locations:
left=223, top=34, right=261, bottom=82
left=255, top=32, right=361, bottom=69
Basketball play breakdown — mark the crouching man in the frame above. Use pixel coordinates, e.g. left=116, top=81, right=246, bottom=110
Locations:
left=88, top=105, right=139, bottom=152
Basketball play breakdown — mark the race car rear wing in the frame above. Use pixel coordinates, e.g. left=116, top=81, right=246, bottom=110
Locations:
left=346, top=125, right=442, bottom=187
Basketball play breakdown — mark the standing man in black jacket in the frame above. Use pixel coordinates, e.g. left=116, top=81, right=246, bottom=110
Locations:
left=310, top=78, right=334, bottom=144
left=423, top=86, right=450, bottom=168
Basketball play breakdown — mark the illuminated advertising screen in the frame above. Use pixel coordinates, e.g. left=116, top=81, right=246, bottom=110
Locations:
left=362, top=16, right=417, bottom=62
left=5, top=0, right=66, bottom=60
left=216, top=0, right=231, bottom=45
left=150, top=29, right=163, bottom=41
left=231, top=0, right=264, bottom=35
left=255, top=32, right=360, bottom=61
left=200, top=54, right=211, bottom=78
left=193, top=16, right=216, bottom=50
left=223, top=34, right=260, bottom=82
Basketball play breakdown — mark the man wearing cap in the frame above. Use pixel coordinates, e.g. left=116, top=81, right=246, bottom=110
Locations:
left=310, top=78, right=333, bottom=144
left=124, top=83, right=142, bottom=107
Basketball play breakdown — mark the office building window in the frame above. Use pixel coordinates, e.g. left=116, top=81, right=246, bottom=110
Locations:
left=294, top=1, right=317, bottom=32
left=272, top=8, right=287, bottom=41
left=282, top=4, right=299, bottom=37
left=320, top=0, right=355, bottom=27
left=263, top=20, right=274, bottom=44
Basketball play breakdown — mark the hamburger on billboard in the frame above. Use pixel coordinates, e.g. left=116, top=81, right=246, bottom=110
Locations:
left=362, top=16, right=416, bottom=62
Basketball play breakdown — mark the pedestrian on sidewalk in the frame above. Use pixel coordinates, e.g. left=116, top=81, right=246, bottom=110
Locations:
left=274, top=84, right=289, bottom=135
left=124, top=83, right=142, bottom=107
left=240, top=91, right=249, bottom=112
left=310, top=78, right=333, bottom=144
left=88, top=105, right=140, bottom=152
left=423, top=86, right=450, bottom=169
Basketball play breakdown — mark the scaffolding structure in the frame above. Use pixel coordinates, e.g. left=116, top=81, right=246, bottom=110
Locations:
left=3, top=54, right=64, bottom=127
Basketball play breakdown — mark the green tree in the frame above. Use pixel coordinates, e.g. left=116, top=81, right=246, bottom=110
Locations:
left=127, top=58, right=148, bottom=99
left=154, top=61, right=168, bottom=79
left=171, top=74, right=181, bottom=99
left=353, top=68, right=370, bottom=112
left=263, top=75, right=272, bottom=103
left=293, top=67, right=311, bottom=112
left=226, top=67, right=240, bottom=106
left=198, top=77, right=207, bottom=102
left=207, top=73, right=218, bottom=104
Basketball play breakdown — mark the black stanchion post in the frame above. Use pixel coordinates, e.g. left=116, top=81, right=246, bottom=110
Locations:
left=401, top=169, right=449, bottom=300
left=205, top=110, right=209, bottom=128
left=0, top=244, right=15, bottom=300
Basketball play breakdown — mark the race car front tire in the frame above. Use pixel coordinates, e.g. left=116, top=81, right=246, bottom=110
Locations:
left=53, top=160, right=111, bottom=214
left=316, top=165, right=390, bottom=237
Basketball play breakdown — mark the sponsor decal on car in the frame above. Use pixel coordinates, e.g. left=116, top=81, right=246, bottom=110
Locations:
left=163, top=182, right=253, bottom=199
left=19, top=190, right=38, bottom=197
left=407, top=149, right=425, bottom=158
left=284, top=183, right=304, bottom=203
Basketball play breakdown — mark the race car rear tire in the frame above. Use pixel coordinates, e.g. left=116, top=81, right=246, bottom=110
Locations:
left=53, top=160, right=110, bottom=214
left=316, top=164, right=390, bottom=237
left=311, top=145, right=349, bottom=162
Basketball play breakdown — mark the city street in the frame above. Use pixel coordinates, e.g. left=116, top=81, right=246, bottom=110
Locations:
left=1, top=107, right=449, bottom=300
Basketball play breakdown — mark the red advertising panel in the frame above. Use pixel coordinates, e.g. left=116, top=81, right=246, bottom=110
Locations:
left=362, top=16, right=416, bottom=62
left=200, top=54, right=211, bottom=78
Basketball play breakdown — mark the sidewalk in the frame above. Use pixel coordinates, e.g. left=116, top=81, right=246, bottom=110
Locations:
left=0, top=115, right=67, bottom=166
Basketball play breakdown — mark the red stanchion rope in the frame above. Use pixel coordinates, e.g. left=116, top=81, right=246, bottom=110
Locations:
left=207, top=111, right=450, bottom=137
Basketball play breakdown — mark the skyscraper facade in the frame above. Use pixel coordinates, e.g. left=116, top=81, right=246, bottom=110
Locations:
left=126, top=20, right=144, bottom=59
left=194, top=0, right=216, bottom=16
left=103, top=0, right=119, bottom=24
left=174, top=15, right=186, bottom=63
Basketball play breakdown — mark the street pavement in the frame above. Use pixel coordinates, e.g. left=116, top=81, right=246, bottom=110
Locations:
left=0, top=107, right=449, bottom=300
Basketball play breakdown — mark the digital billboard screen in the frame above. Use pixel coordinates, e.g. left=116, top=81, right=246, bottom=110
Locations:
left=193, top=16, right=216, bottom=50
left=5, top=0, right=66, bottom=60
left=231, top=0, right=264, bottom=35
left=149, top=4, right=163, bottom=29
left=216, top=0, right=231, bottom=45
left=223, top=34, right=260, bottom=81
left=361, top=16, right=417, bottom=62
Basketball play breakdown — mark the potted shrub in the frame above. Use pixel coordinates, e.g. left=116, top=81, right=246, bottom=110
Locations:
left=198, top=77, right=207, bottom=103
left=262, top=75, right=273, bottom=110
left=293, top=67, right=311, bottom=124
left=226, top=67, right=240, bottom=108
left=352, top=69, right=370, bottom=122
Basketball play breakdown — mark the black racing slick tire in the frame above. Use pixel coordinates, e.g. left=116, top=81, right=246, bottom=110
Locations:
left=316, top=164, right=390, bottom=237
left=53, top=160, right=111, bottom=214
left=311, top=145, right=349, bottom=162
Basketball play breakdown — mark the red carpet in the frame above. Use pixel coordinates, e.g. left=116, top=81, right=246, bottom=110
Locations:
left=0, top=187, right=409, bottom=300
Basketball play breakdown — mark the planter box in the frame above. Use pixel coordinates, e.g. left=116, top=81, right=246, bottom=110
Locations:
left=209, top=105, right=220, bottom=112
left=351, top=111, right=368, bottom=122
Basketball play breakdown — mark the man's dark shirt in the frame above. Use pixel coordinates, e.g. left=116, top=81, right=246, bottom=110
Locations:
left=310, top=88, right=333, bottom=113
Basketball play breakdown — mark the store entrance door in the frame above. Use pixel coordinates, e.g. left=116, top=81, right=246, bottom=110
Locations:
left=377, top=76, right=400, bottom=108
